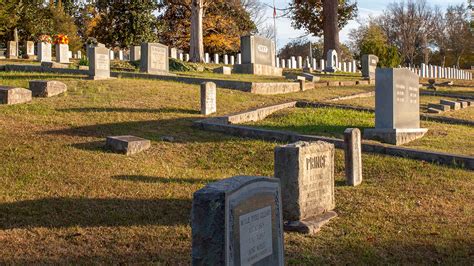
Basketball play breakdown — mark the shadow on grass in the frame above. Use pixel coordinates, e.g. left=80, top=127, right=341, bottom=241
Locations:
left=0, top=74, right=87, bottom=80
left=0, top=197, right=190, bottom=229
left=44, top=117, right=227, bottom=144
left=258, top=124, right=371, bottom=139
left=113, top=175, right=216, bottom=184
left=59, top=107, right=200, bottom=115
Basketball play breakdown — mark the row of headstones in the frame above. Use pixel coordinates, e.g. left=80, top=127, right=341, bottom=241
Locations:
left=278, top=55, right=358, bottom=73
left=191, top=133, right=362, bottom=264
left=405, top=63, right=472, bottom=80
left=5, top=41, right=72, bottom=63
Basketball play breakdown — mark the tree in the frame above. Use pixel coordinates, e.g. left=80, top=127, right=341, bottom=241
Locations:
left=288, top=0, right=358, bottom=55
left=445, top=4, right=472, bottom=67
left=91, top=0, right=159, bottom=48
left=353, top=23, right=401, bottom=67
left=377, top=0, right=435, bottom=65
left=157, top=0, right=255, bottom=55
left=190, top=0, right=205, bottom=62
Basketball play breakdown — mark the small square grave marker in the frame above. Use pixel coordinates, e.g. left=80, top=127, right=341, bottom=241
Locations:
left=0, top=86, right=32, bottom=105
left=105, top=136, right=151, bottom=155
left=29, top=80, right=67, bottom=97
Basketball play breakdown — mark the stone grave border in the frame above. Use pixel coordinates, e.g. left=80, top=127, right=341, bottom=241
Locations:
left=4, top=64, right=370, bottom=95
left=420, top=90, right=474, bottom=100
left=193, top=101, right=474, bottom=170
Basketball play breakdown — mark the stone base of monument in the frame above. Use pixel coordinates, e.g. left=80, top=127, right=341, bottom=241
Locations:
left=41, top=62, right=69, bottom=69
left=105, top=135, right=151, bottom=155
left=364, top=128, right=428, bottom=145
left=29, top=80, right=67, bottom=97
left=213, top=66, right=232, bottom=75
left=233, top=63, right=282, bottom=76
left=284, top=211, right=337, bottom=234
left=0, top=86, right=32, bottom=105
left=88, top=76, right=115, bottom=81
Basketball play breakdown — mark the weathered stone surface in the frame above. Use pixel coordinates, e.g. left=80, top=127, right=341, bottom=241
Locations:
left=105, top=135, right=150, bottom=155
left=200, top=82, right=217, bottom=115
left=25, top=41, right=35, bottom=56
left=6, top=41, right=18, bottom=59
left=191, top=175, right=284, bottom=266
left=344, top=128, right=362, bottom=186
left=234, top=35, right=282, bottom=76
left=364, top=68, right=427, bottom=145
left=130, top=46, right=141, bottom=61
left=41, top=61, right=68, bottom=69
left=361, top=54, right=378, bottom=79
left=140, top=43, right=169, bottom=74
left=55, top=44, right=69, bottom=64
left=440, top=99, right=461, bottom=110
left=213, top=66, right=232, bottom=75
left=89, top=46, right=110, bottom=80
left=428, top=103, right=450, bottom=112
left=274, top=141, right=336, bottom=234
left=340, top=81, right=357, bottom=86
left=29, top=80, right=67, bottom=97
left=457, top=100, right=469, bottom=108
left=0, top=86, right=32, bottom=105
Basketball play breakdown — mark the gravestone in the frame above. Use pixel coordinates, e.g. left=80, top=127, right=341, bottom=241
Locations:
left=29, top=80, right=67, bottom=97
left=325, top=49, right=338, bottom=72
left=89, top=46, right=110, bottom=80
left=0, top=86, right=32, bottom=105
left=213, top=66, right=231, bottom=75
left=55, top=44, right=69, bottom=63
left=6, top=41, right=18, bottom=59
left=364, top=68, right=428, bottom=145
left=344, top=128, right=362, bottom=186
left=130, top=46, right=141, bottom=61
left=169, top=47, right=177, bottom=59
left=140, top=43, right=169, bottom=75
left=361, top=54, right=378, bottom=80
left=117, top=50, right=123, bottom=60
left=109, top=50, right=114, bottom=60
left=200, top=82, right=217, bottom=115
left=205, top=53, right=210, bottom=63
left=230, top=55, right=235, bottom=65
left=37, top=42, right=52, bottom=62
left=274, top=141, right=337, bottom=234
left=77, top=50, right=82, bottom=59
left=25, top=41, right=35, bottom=58
left=106, top=136, right=151, bottom=155
left=192, top=175, right=284, bottom=266
left=233, top=35, right=282, bottom=76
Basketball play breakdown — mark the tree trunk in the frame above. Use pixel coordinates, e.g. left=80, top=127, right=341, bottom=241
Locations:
left=190, top=0, right=204, bottom=63
left=323, top=0, right=339, bottom=56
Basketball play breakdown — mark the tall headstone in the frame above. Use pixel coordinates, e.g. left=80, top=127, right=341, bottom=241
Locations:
left=192, top=176, right=284, bottom=265
left=325, top=49, right=338, bottom=72
left=185, top=53, right=190, bottom=62
left=169, top=47, right=177, bottom=59
left=77, top=50, right=82, bottom=59
left=223, top=54, right=228, bottom=65
left=6, top=41, right=18, bottom=59
left=213, top=53, right=219, bottom=64
left=352, top=60, right=357, bottom=73
left=37, top=42, right=52, bottom=62
left=109, top=50, right=114, bottom=60
left=200, top=82, right=216, bottom=115
left=55, top=44, right=69, bottom=63
left=205, top=53, right=210, bottom=63
left=297, top=56, right=303, bottom=69
left=361, top=54, right=378, bottom=80
left=320, top=59, right=325, bottom=71
left=230, top=55, right=235, bottom=65
left=118, top=50, right=123, bottom=60
left=233, top=35, right=282, bottom=76
left=364, top=68, right=428, bottom=145
left=281, top=59, right=286, bottom=68
left=89, top=46, right=110, bottom=80
left=25, top=41, right=35, bottom=57
left=130, top=46, right=141, bottom=61
left=237, top=53, right=242, bottom=64
left=274, top=141, right=337, bottom=234
left=140, top=43, right=169, bottom=75
left=344, top=128, right=362, bottom=186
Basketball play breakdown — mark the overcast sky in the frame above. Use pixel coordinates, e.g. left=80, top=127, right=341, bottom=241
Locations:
left=260, top=0, right=470, bottom=49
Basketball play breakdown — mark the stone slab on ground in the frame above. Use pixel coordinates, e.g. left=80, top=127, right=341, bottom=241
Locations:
left=41, top=62, right=69, bottom=69
left=427, top=107, right=443, bottom=114
left=363, top=128, right=428, bottom=146
left=213, top=66, right=232, bottom=75
left=440, top=99, right=461, bottom=110
left=283, top=211, right=337, bottom=234
left=457, top=101, right=469, bottom=108
left=0, top=86, right=32, bottom=105
left=29, top=80, right=67, bottom=97
left=105, top=135, right=151, bottom=155
left=428, top=103, right=451, bottom=112
left=299, top=72, right=320, bottom=82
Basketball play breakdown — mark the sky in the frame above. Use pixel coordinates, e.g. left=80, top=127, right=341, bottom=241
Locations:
left=260, top=0, right=470, bottom=49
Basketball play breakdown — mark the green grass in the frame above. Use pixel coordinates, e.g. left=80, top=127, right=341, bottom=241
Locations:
left=0, top=71, right=473, bottom=264
left=248, top=107, right=474, bottom=156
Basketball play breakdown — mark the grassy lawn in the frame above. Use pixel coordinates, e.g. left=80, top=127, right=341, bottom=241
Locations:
left=0, top=71, right=473, bottom=264
left=247, top=107, right=474, bottom=156
left=336, top=94, right=474, bottom=120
